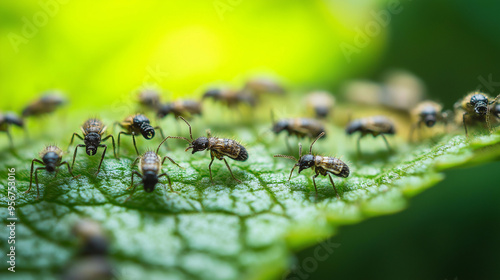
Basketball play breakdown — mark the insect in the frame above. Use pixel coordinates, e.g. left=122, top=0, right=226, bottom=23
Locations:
left=25, top=145, right=75, bottom=199
left=115, top=114, right=164, bottom=155
left=0, top=112, right=24, bottom=148
left=345, top=116, right=395, bottom=152
left=272, top=116, right=326, bottom=149
left=165, top=116, right=248, bottom=183
left=409, top=100, right=447, bottom=141
left=492, top=103, right=500, bottom=119
left=242, top=77, right=285, bottom=95
left=127, top=137, right=182, bottom=201
left=305, top=91, right=335, bottom=119
left=274, top=132, right=349, bottom=199
left=137, top=88, right=161, bottom=110
left=157, top=100, right=202, bottom=119
left=69, top=118, right=116, bottom=175
left=62, top=220, right=114, bottom=280
left=72, top=219, right=109, bottom=256
left=202, top=88, right=256, bottom=108
left=454, top=91, right=500, bottom=137
left=22, top=92, right=66, bottom=117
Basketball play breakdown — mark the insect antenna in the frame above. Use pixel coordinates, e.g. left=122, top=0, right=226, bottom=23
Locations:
left=309, top=132, right=325, bottom=154
left=273, top=154, right=297, bottom=161
left=178, top=116, right=193, bottom=140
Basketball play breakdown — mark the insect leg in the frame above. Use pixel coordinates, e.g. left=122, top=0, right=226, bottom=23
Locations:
left=26, top=159, right=44, bottom=194
left=131, top=156, right=140, bottom=167
left=68, top=133, right=83, bottom=151
left=95, top=144, right=108, bottom=175
left=125, top=171, right=142, bottom=201
left=162, top=156, right=183, bottom=169
left=462, top=112, right=469, bottom=138
left=101, top=134, right=117, bottom=158
left=328, top=173, right=340, bottom=199
left=312, top=172, right=319, bottom=199
left=34, top=167, right=46, bottom=199
left=59, top=161, right=76, bottom=178
left=131, top=133, right=139, bottom=155
left=126, top=170, right=142, bottom=190
left=208, top=153, right=215, bottom=183
left=158, top=172, right=175, bottom=192
left=381, top=134, right=392, bottom=151
left=6, top=128, right=13, bottom=149
left=71, top=144, right=85, bottom=170
left=288, top=164, right=298, bottom=181
left=223, top=158, right=242, bottom=183
left=154, top=126, right=165, bottom=140
left=356, top=135, right=362, bottom=155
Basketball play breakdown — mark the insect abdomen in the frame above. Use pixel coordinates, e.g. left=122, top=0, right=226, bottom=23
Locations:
left=318, top=156, right=350, bottom=178
left=211, top=138, right=248, bottom=161
left=140, top=151, right=161, bottom=174
left=83, top=119, right=104, bottom=135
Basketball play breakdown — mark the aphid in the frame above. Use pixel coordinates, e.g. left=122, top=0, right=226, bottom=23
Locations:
left=22, top=92, right=67, bottom=117
left=345, top=116, right=395, bottom=152
left=274, top=132, right=349, bottom=199
left=157, top=100, right=202, bottom=119
left=166, top=117, right=248, bottom=183
left=242, top=77, right=285, bottom=95
left=72, top=219, right=109, bottom=256
left=409, top=100, right=447, bottom=141
left=342, top=70, right=424, bottom=111
left=272, top=117, right=326, bottom=148
left=0, top=112, right=24, bottom=148
left=137, top=88, right=161, bottom=110
left=305, top=91, right=335, bottom=119
left=115, top=114, right=164, bottom=155
left=454, top=91, right=500, bottom=137
left=69, top=118, right=116, bottom=175
left=127, top=137, right=182, bottom=201
left=25, top=145, right=75, bottom=199
left=202, top=88, right=256, bottom=108
left=63, top=220, right=114, bottom=280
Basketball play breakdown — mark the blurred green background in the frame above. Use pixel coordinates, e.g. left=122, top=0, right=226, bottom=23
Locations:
left=2, top=0, right=500, bottom=279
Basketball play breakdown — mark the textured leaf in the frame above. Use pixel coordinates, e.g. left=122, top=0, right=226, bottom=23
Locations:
left=1, top=109, right=500, bottom=280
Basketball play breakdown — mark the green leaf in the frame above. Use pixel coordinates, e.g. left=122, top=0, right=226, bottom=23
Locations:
left=1, top=109, right=500, bottom=280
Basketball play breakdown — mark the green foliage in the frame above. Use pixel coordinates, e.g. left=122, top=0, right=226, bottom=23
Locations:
left=1, top=107, right=500, bottom=280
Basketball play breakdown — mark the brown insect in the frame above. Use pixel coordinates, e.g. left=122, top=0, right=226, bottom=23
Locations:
left=165, top=117, right=248, bottom=183
left=409, top=100, right=448, bottom=141
left=274, top=132, right=349, bottom=199
left=22, top=92, right=66, bottom=117
left=157, top=100, right=202, bottom=119
left=127, top=137, right=182, bottom=201
left=63, top=220, right=114, bottom=280
left=0, top=112, right=24, bottom=148
left=25, top=145, right=75, bottom=199
left=242, top=77, right=285, bottom=95
left=72, top=219, right=109, bottom=256
left=69, top=118, right=116, bottom=175
left=345, top=116, right=395, bottom=152
left=454, top=91, right=500, bottom=137
left=305, top=91, right=335, bottom=119
left=137, top=88, right=161, bottom=110
left=202, top=88, right=256, bottom=108
left=272, top=116, right=326, bottom=149
left=115, top=114, right=164, bottom=155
